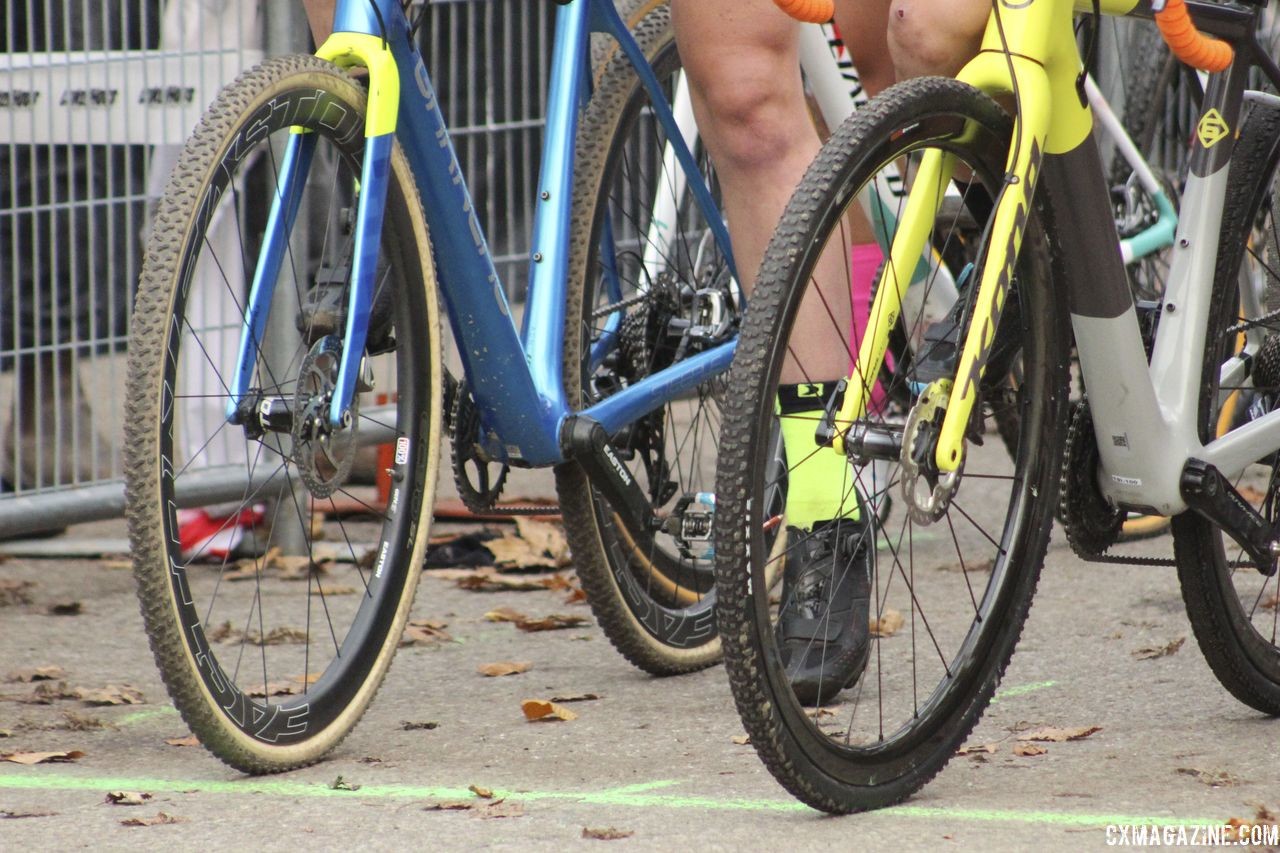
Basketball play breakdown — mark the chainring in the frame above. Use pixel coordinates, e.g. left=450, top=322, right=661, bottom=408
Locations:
left=1058, top=399, right=1124, bottom=558
left=449, top=383, right=509, bottom=513
left=292, top=335, right=358, bottom=499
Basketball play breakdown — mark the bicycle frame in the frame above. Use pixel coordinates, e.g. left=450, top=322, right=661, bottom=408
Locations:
left=224, top=0, right=735, bottom=468
left=840, top=0, right=1280, bottom=517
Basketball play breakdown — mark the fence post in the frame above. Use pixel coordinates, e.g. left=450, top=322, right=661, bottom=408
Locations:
left=259, top=2, right=314, bottom=555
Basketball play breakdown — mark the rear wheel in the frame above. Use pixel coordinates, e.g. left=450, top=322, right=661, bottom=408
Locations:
left=1172, top=102, right=1280, bottom=715
left=125, top=56, right=442, bottom=772
left=714, top=77, right=1071, bottom=812
left=557, top=1, right=730, bottom=674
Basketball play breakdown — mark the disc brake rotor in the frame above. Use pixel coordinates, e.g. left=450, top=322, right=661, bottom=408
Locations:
left=292, top=335, right=358, bottom=498
left=901, top=380, right=963, bottom=524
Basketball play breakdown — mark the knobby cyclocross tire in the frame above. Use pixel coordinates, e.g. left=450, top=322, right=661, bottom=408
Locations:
left=1172, top=101, right=1280, bottom=716
left=125, top=56, right=442, bottom=772
left=714, top=77, right=1072, bottom=812
left=557, top=0, right=728, bottom=674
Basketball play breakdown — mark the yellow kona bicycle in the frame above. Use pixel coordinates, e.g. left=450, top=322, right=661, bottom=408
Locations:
left=715, top=0, right=1280, bottom=812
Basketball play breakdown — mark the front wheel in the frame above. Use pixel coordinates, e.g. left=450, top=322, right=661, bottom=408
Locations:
left=714, top=77, right=1071, bottom=812
left=125, top=56, right=443, bottom=772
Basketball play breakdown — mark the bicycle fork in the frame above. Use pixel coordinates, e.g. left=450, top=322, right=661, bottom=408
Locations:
left=829, top=53, right=1058, bottom=480
left=226, top=33, right=398, bottom=434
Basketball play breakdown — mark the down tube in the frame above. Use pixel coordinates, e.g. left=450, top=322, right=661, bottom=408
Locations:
left=389, top=17, right=564, bottom=465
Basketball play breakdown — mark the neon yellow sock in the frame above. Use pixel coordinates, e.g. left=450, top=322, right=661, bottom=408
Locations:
left=778, top=382, right=861, bottom=531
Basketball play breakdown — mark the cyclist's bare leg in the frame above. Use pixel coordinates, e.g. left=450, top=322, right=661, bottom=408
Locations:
left=887, top=0, right=989, bottom=82
left=672, top=0, right=892, bottom=384
left=302, top=0, right=335, bottom=46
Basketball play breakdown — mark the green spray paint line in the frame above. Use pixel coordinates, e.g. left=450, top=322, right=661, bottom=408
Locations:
left=115, top=707, right=179, bottom=726
left=0, top=773, right=1225, bottom=827
left=990, top=680, right=1057, bottom=704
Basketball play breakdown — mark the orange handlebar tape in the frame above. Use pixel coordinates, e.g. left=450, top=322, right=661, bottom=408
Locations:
left=772, top=0, right=834, bottom=24
left=1155, top=0, right=1233, bottom=73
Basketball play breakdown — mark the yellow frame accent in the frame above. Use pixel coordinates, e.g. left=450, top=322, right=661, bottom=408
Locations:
left=832, top=0, right=1127, bottom=471
left=315, top=32, right=401, bottom=137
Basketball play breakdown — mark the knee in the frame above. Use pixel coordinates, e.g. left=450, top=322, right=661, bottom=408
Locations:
left=690, top=64, right=809, bottom=173
left=887, top=0, right=986, bottom=80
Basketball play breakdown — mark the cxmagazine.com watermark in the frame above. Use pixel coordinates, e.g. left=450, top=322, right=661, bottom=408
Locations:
left=1105, top=823, right=1279, bottom=847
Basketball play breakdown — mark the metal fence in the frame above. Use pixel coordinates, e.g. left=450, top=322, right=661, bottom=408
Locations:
left=0, top=0, right=553, bottom=536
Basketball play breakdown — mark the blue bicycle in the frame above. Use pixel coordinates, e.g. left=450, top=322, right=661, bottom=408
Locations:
left=124, top=0, right=736, bottom=771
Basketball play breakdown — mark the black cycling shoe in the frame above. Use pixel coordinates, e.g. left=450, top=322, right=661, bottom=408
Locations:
left=776, top=515, right=874, bottom=706
left=297, top=272, right=395, bottom=354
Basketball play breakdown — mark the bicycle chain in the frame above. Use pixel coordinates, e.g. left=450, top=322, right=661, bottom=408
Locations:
left=1058, top=398, right=1176, bottom=567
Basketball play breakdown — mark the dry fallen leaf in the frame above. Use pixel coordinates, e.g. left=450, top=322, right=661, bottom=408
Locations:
left=1177, top=767, right=1242, bottom=788
left=423, top=801, right=474, bottom=812
left=250, top=627, right=309, bottom=646
left=869, top=609, right=905, bottom=638
left=400, top=620, right=453, bottom=647
left=458, top=572, right=559, bottom=592
left=1013, top=743, right=1047, bottom=757
left=514, top=517, right=571, bottom=566
left=477, top=519, right=570, bottom=570
left=76, top=684, right=145, bottom=706
left=474, top=800, right=524, bottom=819
left=164, top=735, right=200, bottom=747
left=957, top=742, right=1000, bottom=755
left=583, top=826, right=634, bottom=840
left=1223, top=805, right=1280, bottom=842
left=564, top=586, right=588, bottom=605
left=271, top=554, right=334, bottom=581
left=516, top=614, right=590, bottom=632
left=469, top=784, right=494, bottom=799
left=730, top=735, right=751, bottom=745
left=2, top=750, right=85, bottom=765
left=6, top=666, right=66, bottom=683
left=21, top=680, right=78, bottom=704
left=105, top=791, right=153, bottom=806
left=1262, top=593, right=1280, bottom=611
left=1, top=809, right=58, bottom=819
left=0, top=579, right=34, bottom=607
left=521, top=699, right=578, bottom=722
left=60, top=711, right=108, bottom=731
left=484, top=606, right=527, bottom=623
left=1133, top=637, right=1186, bottom=660
left=312, top=585, right=356, bottom=596
left=401, top=721, right=439, bottom=731
left=477, top=661, right=531, bottom=678
left=1016, top=726, right=1102, bottom=743
left=427, top=567, right=493, bottom=581
left=120, top=812, right=185, bottom=827
left=548, top=693, right=601, bottom=704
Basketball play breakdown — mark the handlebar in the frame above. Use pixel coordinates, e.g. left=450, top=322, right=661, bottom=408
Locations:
left=772, top=0, right=834, bottom=24
left=1153, top=0, right=1233, bottom=73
